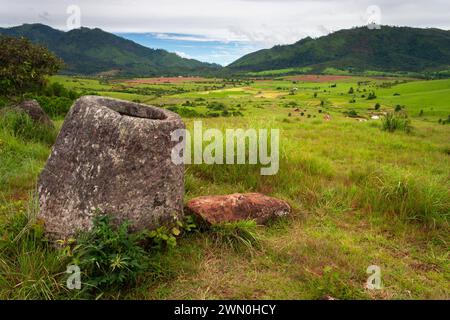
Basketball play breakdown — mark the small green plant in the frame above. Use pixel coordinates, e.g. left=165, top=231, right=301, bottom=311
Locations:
left=70, top=215, right=151, bottom=293
left=381, top=112, right=412, bottom=133
left=314, top=266, right=366, bottom=299
left=144, top=225, right=178, bottom=249
left=367, top=91, right=377, bottom=100
left=180, top=215, right=197, bottom=233
left=374, top=103, right=381, bottom=110
left=66, top=213, right=198, bottom=296
left=209, top=220, right=261, bottom=251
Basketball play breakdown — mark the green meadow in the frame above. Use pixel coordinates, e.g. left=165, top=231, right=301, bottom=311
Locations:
left=0, top=74, right=449, bottom=299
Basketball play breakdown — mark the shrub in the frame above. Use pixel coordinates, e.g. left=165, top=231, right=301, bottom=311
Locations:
left=367, top=92, right=377, bottom=100
left=70, top=215, right=151, bottom=293
left=207, top=101, right=227, bottom=111
left=344, top=110, right=358, bottom=118
left=67, top=214, right=196, bottom=296
left=285, top=101, right=298, bottom=108
left=381, top=112, right=412, bottom=133
left=0, top=36, right=62, bottom=96
left=167, top=106, right=202, bottom=118
left=33, top=96, right=74, bottom=118
left=207, top=112, right=220, bottom=118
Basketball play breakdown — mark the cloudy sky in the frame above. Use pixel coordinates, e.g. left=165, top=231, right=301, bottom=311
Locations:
left=1, top=0, right=449, bottom=65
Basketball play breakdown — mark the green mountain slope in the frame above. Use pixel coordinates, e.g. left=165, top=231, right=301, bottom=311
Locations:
left=227, top=26, right=450, bottom=74
left=0, top=24, right=221, bottom=76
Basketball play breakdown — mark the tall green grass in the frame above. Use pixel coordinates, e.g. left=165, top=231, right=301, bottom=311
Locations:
left=0, top=194, right=69, bottom=299
left=356, top=168, right=449, bottom=226
left=0, top=110, right=55, bottom=198
left=0, top=110, right=57, bottom=145
left=209, top=220, right=262, bottom=251
left=381, top=112, right=412, bottom=133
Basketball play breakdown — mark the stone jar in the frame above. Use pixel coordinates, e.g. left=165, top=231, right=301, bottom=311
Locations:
left=38, top=96, right=185, bottom=240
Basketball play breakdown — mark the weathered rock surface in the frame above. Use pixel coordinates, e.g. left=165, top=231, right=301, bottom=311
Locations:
left=185, top=193, right=290, bottom=225
left=15, top=99, right=53, bottom=127
left=38, top=96, right=185, bottom=240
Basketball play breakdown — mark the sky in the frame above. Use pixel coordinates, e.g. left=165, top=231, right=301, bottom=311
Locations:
left=1, top=0, right=449, bottom=65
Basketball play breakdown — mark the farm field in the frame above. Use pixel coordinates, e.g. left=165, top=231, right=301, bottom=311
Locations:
left=0, top=74, right=449, bottom=299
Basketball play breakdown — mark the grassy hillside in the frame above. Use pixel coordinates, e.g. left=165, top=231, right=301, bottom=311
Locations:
left=0, top=75, right=448, bottom=299
left=0, top=24, right=221, bottom=76
left=227, top=26, right=450, bottom=75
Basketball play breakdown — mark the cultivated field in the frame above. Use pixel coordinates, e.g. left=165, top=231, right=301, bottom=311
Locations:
left=1, top=75, right=449, bottom=299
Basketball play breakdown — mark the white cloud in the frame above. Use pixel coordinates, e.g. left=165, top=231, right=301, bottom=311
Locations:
left=174, top=51, right=192, bottom=59
left=155, top=33, right=226, bottom=43
left=1, top=0, right=449, bottom=48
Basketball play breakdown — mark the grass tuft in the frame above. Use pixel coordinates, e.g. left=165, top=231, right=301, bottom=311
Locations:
left=0, top=109, right=57, bottom=145
left=209, top=220, right=262, bottom=251
left=381, top=112, right=412, bottom=133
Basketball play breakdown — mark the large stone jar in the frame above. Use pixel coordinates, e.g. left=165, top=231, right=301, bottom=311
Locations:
left=38, top=96, right=185, bottom=240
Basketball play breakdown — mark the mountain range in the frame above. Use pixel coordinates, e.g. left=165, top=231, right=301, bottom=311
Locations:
left=227, top=26, right=450, bottom=74
left=1, top=24, right=449, bottom=76
left=0, top=23, right=220, bottom=76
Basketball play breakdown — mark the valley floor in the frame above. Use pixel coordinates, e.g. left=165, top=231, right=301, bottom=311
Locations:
left=0, top=75, right=449, bottom=299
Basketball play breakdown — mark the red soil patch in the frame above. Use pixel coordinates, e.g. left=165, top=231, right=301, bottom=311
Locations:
left=284, top=75, right=354, bottom=82
left=123, top=77, right=208, bottom=84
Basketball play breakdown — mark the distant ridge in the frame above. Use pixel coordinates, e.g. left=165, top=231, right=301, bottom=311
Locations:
left=227, top=26, right=450, bottom=74
left=0, top=23, right=221, bottom=77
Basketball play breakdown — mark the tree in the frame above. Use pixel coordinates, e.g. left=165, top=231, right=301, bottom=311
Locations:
left=367, top=91, right=377, bottom=100
left=0, top=36, right=63, bottom=96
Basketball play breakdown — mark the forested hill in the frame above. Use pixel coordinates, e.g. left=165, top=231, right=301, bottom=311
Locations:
left=227, top=26, right=450, bottom=74
left=0, top=24, right=221, bottom=77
